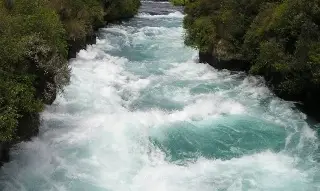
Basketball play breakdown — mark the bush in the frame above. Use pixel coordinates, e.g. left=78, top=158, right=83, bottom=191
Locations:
left=184, top=0, right=268, bottom=59
left=170, top=0, right=189, bottom=6
left=0, top=0, right=140, bottom=142
left=48, top=0, right=105, bottom=40
left=246, top=0, right=320, bottom=97
left=183, top=0, right=320, bottom=104
left=0, top=0, right=68, bottom=141
left=105, top=0, right=141, bottom=21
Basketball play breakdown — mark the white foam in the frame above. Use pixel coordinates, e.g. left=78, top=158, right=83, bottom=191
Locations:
left=1, top=2, right=319, bottom=190
left=129, top=151, right=309, bottom=191
left=137, top=11, right=184, bottom=19
left=141, top=1, right=170, bottom=4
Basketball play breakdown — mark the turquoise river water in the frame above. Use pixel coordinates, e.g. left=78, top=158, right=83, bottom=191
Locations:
left=1, top=1, right=320, bottom=190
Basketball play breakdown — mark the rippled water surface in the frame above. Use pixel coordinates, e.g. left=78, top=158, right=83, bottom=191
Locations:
left=1, top=1, right=320, bottom=191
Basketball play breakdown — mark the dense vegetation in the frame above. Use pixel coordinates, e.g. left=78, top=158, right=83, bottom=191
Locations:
left=170, top=0, right=188, bottom=6
left=184, top=0, right=320, bottom=115
left=0, top=0, right=140, bottom=142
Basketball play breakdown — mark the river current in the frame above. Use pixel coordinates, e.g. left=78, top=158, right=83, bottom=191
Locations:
left=1, top=1, right=320, bottom=190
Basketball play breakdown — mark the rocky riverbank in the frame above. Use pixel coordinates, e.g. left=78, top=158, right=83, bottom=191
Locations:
left=0, top=0, right=140, bottom=167
left=183, top=0, right=320, bottom=121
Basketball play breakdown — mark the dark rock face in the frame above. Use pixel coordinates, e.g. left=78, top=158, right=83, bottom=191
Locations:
left=0, top=32, right=95, bottom=166
left=0, top=1, right=141, bottom=167
left=4, top=0, right=14, bottom=9
left=0, top=142, right=10, bottom=166
left=0, top=20, right=98, bottom=168
left=34, top=68, right=57, bottom=105
left=0, top=113, right=40, bottom=166
left=199, top=52, right=251, bottom=72
left=200, top=51, right=320, bottom=122
left=294, top=90, right=320, bottom=122
left=68, top=33, right=97, bottom=59
left=16, top=113, right=40, bottom=141
left=0, top=32, right=96, bottom=166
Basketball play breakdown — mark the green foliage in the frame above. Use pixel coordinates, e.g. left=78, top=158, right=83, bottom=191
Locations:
left=170, top=0, right=189, bottom=6
left=48, top=0, right=105, bottom=40
left=184, top=16, right=216, bottom=52
left=184, top=0, right=320, bottom=103
left=0, top=0, right=140, bottom=141
left=105, top=0, right=141, bottom=21
left=0, top=73, right=43, bottom=141
left=183, top=0, right=222, bottom=53
left=0, top=0, right=68, bottom=141
left=246, top=0, right=320, bottom=96
left=184, top=0, right=269, bottom=59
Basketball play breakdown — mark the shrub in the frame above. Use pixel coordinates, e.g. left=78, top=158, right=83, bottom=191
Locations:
left=105, top=0, right=141, bottom=21
left=170, top=0, right=189, bottom=6
left=184, top=0, right=320, bottom=103
left=0, top=0, right=141, bottom=142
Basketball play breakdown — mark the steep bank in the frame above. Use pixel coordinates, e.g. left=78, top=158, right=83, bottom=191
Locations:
left=183, top=0, right=320, bottom=120
left=0, top=2, right=319, bottom=189
left=169, top=0, right=188, bottom=6
left=0, top=0, right=140, bottom=166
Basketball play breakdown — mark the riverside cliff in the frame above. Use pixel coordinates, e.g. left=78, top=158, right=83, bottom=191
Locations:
left=183, top=0, right=320, bottom=120
left=0, top=0, right=140, bottom=166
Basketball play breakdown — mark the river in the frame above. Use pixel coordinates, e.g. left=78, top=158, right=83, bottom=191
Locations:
left=1, top=1, right=320, bottom=190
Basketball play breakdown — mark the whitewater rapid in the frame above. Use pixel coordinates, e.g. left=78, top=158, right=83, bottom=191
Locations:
left=1, top=1, right=320, bottom=191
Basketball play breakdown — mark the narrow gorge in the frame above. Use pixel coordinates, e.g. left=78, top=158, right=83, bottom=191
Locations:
left=0, top=1, right=320, bottom=190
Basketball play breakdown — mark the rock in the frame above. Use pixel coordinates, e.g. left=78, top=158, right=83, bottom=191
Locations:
left=199, top=50, right=320, bottom=122
left=16, top=112, right=40, bottom=141
left=68, top=33, right=97, bottom=59
left=199, top=52, right=251, bottom=72
left=0, top=142, right=10, bottom=167
left=4, top=0, right=14, bottom=10
left=0, top=0, right=140, bottom=168
left=1, top=26, right=97, bottom=168
left=0, top=112, right=39, bottom=167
